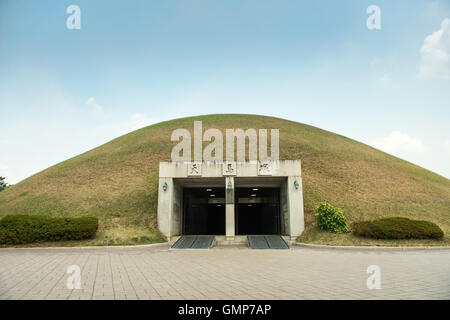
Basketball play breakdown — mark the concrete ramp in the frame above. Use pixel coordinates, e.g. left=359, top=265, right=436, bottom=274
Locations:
left=171, top=236, right=214, bottom=250
left=248, top=235, right=289, bottom=249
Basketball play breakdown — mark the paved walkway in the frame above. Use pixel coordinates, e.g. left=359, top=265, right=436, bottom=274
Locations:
left=0, top=244, right=448, bottom=300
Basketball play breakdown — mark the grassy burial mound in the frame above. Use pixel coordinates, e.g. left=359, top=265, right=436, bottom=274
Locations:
left=0, top=114, right=449, bottom=246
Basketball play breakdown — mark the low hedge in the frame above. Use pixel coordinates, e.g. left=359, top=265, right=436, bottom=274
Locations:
left=0, top=214, right=98, bottom=244
left=352, top=217, right=444, bottom=240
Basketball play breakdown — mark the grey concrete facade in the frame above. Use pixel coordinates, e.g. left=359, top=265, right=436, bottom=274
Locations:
left=157, top=160, right=305, bottom=242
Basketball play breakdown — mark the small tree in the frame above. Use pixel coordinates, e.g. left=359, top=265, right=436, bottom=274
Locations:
left=0, top=176, right=7, bottom=192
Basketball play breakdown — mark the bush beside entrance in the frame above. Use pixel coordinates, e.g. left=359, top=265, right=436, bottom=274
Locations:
left=315, top=201, right=350, bottom=234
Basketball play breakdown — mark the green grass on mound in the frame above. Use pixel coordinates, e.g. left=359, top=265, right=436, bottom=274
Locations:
left=0, top=114, right=449, bottom=247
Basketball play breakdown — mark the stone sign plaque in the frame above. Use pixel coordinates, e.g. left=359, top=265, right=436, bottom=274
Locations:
left=222, top=161, right=237, bottom=176
left=187, top=162, right=202, bottom=176
left=258, top=160, right=273, bottom=176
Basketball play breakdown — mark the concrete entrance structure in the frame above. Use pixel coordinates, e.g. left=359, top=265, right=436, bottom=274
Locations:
left=157, top=160, right=304, bottom=243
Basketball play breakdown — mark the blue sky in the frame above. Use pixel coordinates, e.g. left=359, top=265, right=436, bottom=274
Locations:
left=0, top=0, right=449, bottom=183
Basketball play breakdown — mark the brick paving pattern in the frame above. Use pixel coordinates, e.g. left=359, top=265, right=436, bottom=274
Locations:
left=0, top=244, right=448, bottom=300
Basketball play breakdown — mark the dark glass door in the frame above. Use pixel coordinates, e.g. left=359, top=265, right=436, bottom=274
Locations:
left=235, top=187, right=280, bottom=235
left=183, top=187, right=225, bottom=235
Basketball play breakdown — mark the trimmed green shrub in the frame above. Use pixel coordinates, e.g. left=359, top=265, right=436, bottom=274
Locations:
left=352, top=217, right=444, bottom=240
left=315, top=201, right=350, bottom=233
left=0, top=215, right=98, bottom=244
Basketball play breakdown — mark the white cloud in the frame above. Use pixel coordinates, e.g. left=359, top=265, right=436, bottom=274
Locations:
left=0, top=163, right=13, bottom=184
left=0, top=163, right=8, bottom=172
left=444, top=139, right=450, bottom=154
left=418, top=18, right=450, bottom=81
left=378, top=74, right=393, bottom=86
left=372, top=131, right=425, bottom=154
left=128, top=113, right=154, bottom=132
left=85, top=97, right=104, bottom=113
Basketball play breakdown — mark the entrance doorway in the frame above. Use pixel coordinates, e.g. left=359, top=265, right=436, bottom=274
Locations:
left=182, top=187, right=225, bottom=235
left=235, top=187, right=281, bottom=235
